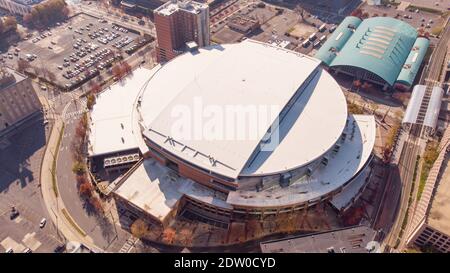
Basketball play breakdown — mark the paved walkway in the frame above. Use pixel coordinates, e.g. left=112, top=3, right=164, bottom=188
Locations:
left=40, top=117, right=103, bottom=252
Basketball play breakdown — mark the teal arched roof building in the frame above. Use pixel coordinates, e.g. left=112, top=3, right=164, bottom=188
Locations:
left=315, top=16, right=429, bottom=88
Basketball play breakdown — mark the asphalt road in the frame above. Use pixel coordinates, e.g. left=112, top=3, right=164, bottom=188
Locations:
left=52, top=42, right=155, bottom=251
left=73, top=3, right=155, bottom=36
left=0, top=115, right=63, bottom=252
left=385, top=129, right=421, bottom=250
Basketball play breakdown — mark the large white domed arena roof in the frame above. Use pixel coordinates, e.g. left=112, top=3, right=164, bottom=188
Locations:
left=137, top=40, right=348, bottom=179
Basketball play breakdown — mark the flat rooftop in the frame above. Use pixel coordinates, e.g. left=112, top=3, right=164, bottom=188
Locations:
left=114, top=116, right=375, bottom=212
left=260, top=225, right=378, bottom=253
left=330, top=166, right=371, bottom=211
left=140, top=39, right=348, bottom=179
left=154, top=0, right=207, bottom=16
left=428, top=156, right=450, bottom=234
left=0, top=67, right=26, bottom=90
left=88, top=67, right=153, bottom=157
left=114, top=158, right=231, bottom=222
left=227, top=115, right=376, bottom=208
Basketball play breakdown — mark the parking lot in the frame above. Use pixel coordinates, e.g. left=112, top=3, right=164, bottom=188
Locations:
left=1, top=13, right=151, bottom=90
left=212, top=1, right=336, bottom=56
left=361, top=2, right=445, bottom=33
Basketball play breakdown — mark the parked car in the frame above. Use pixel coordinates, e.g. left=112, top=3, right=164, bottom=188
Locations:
left=39, top=218, right=46, bottom=228
left=10, top=207, right=19, bottom=220
left=23, top=248, right=32, bottom=253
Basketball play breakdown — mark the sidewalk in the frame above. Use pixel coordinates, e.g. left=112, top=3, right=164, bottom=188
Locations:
left=40, top=117, right=103, bottom=252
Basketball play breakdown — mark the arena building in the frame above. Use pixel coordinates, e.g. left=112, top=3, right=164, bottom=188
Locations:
left=315, top=16, right=429, bottom=91
left=88, top=39, right=376, bottom=227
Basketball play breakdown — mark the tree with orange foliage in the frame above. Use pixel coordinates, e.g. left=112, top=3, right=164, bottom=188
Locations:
left=76, top=173, right=87, bottom=185
left=179, top=228, right=193, bottom=246
left=121, top=61, right=132, bottom=75
left=79, top=181, right=93, bottom=197
left=162, top=227, right=176, bottom=244
left=351, top=8, right=362, bottom=18
left=90, top=82, right=102, bottom=94
left=75, top=121, right=87, bottom=140
left=112, top=64, right=123, bottom=79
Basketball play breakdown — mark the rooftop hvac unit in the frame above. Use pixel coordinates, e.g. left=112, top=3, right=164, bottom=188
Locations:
left=321, top=157, right=329, bottom=167
left=306, top=167, right=313, bottom=177
left=333, top=144, right=341, bottom=153
left=279, top=172, right=292, bottom=188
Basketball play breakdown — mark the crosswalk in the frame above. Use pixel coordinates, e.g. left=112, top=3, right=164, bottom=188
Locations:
left=119, top=236, right=138, bottom=253
left=62, top=97, right=87, bottom=121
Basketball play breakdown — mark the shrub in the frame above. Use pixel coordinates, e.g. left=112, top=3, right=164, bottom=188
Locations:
left=130, top=219, right=149, bottom=239
left=79, top=181, right=93, bottom=197
left=72, top=161, right=86, bottom=175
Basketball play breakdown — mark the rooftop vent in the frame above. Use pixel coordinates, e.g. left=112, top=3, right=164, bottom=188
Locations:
left=321, top=157, right=329, bottom=167
left=186, top=41, right=199, bottom=52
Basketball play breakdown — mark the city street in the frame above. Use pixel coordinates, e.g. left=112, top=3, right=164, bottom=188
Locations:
left=0, top=115, right=63, bottom=252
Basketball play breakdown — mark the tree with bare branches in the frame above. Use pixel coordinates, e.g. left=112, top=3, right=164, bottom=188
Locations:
left=17, top=59, right=31, bottom=73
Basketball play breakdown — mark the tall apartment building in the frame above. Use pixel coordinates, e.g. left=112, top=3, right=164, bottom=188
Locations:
left=0, top=67, right=42, bottom=133
left=154, top=0, right=210, bottom=63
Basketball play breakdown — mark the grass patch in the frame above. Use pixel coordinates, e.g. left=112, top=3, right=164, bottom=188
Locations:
left=347, top=101, right=364, bottom=114
left=417, top=141, right=439, bottom=201
left=431, top=26, right=443, bottom=36
left=51, top=122, right=65, bottom=198
left=61, top=208, right=86, bottom=237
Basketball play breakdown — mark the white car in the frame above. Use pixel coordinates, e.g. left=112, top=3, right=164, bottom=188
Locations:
left=40, top=85, right=47, bottom=91
left=39, top=218, right=46, bottom=228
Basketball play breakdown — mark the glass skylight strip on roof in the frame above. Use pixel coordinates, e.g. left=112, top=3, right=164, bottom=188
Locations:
left=372, top=29, right=395, bottom=37
left=374, top=26, right=396, bottom=33
left=365, top=41, right=388, bottom=49
left=360, top=50, right=383, bottom=59
left=411, top=52, right=419, bottom=63
left=362, top=45, right=385, bottom=54
left=367, top=37, right=390, bottom=45
left=370, top=33, right=393, bottom=41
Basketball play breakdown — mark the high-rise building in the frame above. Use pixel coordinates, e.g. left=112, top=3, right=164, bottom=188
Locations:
left=0, top=67, right=42, bottom=133
left=154, top=0, right=210, bottom=63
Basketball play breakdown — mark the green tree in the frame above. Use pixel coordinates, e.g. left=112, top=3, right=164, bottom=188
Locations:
left=130, top=219, right=149, bottom=239
left=86, top=93, right=96, bottom=110
left=72, top=161, right=86, bottom=175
